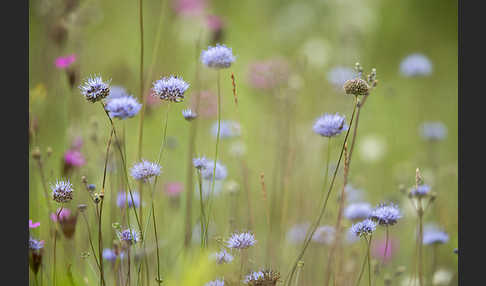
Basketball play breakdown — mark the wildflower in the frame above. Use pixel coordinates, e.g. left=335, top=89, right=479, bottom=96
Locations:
left=370, top=203, right=402, bottom=226
left=226, top=232, right=256, bottom=249
left=372, top=237, right=398, bottom=263
left=201, top=44, right=235, bottom=69
left=244, top=271, right=264, bottom=284
left=118, top=229, right=140, bottom=245
left=343, top=78, right=369, bottom=96
left=63, top=149, right=85, bottom=169
left=50, top=208, right=71, bottom=222
left=173, top=0, right=207, bottom=16
left=286, top=223, right=310, bottom=244
left=105, top=96, right=142, bottom=119
left=211, top=120, right=241, bottom=139
left=116, top=192, right=140, bottom=208
left=423, top=226, right=449, bottom=245
left=29, top=220, right=40, bottom=229
left=79, top=75, right=111, bottom=103
left=420, top=121, right=447, bottom=141
left=247, top=59, right=290, bottom=90
left=50, top=208, right=78, bottom=239
left=51, top=180, right=74, bottom=203
left=130, top=160, right=161, bottom=182
left=190, top=91, right=217, bottom=118
left=55, top=54, right=76, bottom=69
left=344, top=184, right=366, bottom=203
left=102, top=248, right=117, bottom=261
left=313, top=113, right=348, bottom=137
left=351, top=219, right=377, bottom=237
left=211, top=249, right=234, bottom=264
left=344, top=202, right=372, bottom=221
left=327, top=66, right=357, bottom=88
left=165, top=182, right=183, bottom=197
left=182, top=108, right=197, bottom=121
left=400, top=53, right=432, bottom=77
left=152, top=75, right=189, bottom=103
left=87, top=184, right=96, bottom=191
left=244, top=270, right=280, bottom=285
left=410, top=184, right=431, bottom=198
left=205, top=279, right=225, bottom=286
left=29, top=237, right=44, bottom=251
left=107, top=85, right=130, bottom=100
left=200, top=160, right=227, bottom=181
left=29, top=237, right=44, bottom=274
left=193, top=157, right=208, bottom=169
left=312, top=225, right=335, bottom=244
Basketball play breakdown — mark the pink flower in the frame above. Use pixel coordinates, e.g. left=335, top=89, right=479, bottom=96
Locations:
left=189, top=90, right=217, bottom=118
left=207, top=15, right=224, bottom=31
left=371, top=236, right=399, bottom=263
left=71, top=136, right=83, bottom=150
left=29, top=220, right=40, bottom=229
left=64, top=150, right=85, bottom=167
left=247, top=59, right=290, bottom=90
left=173, top=0, right=206, bottom=16
left=55, top=54, right=76, bottom=69
left=165, top=182, right=183, bottom=197
left=50, top=208, right=72, bottom=222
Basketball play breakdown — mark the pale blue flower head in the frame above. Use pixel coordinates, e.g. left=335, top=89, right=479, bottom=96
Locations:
left=211, top=120, right=241, bottom=139
left=105, top=96, right=142, bottom=119
left=152, top=75, right=189, bottom=102
left=423, top=225, right=449, bottom=245
left=370, top=203, right=402, bottom=226
left=205, top=279, right=225, bottom=286
left=420, top=121, right=447, bottom=141
left=411, top=184, right=431, bottom=198
left=351, top=219, right=377, bottom=237
left=327, top=66, right=357, bottom=88
left=192, top=156, right=208, bottom=169
left=400, top=53, right=432, bottom=77
left=118, top=228, right=139, bottom=245
left=29, top=237, right=44, bottom=251
left=313, top=113, right=348, bottom=137
left=226, top=232, right=256, bottom=249
left=211, top=249, right=234, bottom=264
left=286, top=222, right=310, bottom=244
left=79, top=75, right=111, bottom=103
left=200, top=160, right=227, bottom=181
left=107, top=85, right=129, bottom=100
left=51, top=179, right=74, bottom=203
left=117, top=191, right=140, bottom=208
left=182, top=108, right=197, bottom=121
left=312, top=225, right=335, bottom=244
left=244, top=271, right=264, bottom=284
left=102, top=248, right=117, bottom=261
left=344, top=202, right=372, bottom=221
left=201, top=44, right=236, bottom=69
left=130, top=160, right=161, bottom=182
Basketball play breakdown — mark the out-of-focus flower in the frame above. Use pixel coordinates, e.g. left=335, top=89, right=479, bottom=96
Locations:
left=247, top=59, right=290, bottom=90
left=400, top=53, right=432, bottom=77
left=351, top=219, right=377, bottom=237
left=226, top=232, right=256, bottom=249
left=55, top=54, right=76, bottom=69
left=327, top=66, right=357, bottom=89
left=372, top=236, right=398, bottom=263
left=201, top=44, right=235, bottom=69
left=210, top=249, right=234, bottom=264
left=207, top=15, right=225, bottom=44
left=117, top=192, right=140, bottom=208
left=344, top=203, right=372, bottom=221
left=200, top=160, right=227, bottom=181
left=358, top=135, right=387, bottom=163
left=29, top=220, right=40, bottom=229
left=432, top=269, right=453, bottom=285
left=312, top=225, right=335, bottom=244
left=50, top=208, right=72, bottom=222
left=64, top=150, right=85, bottom=167
left=105, top=96, right=142, bottom=119
left=190, top=90, right=217, bottom=118
left=51, top=208, right=78, bottom=239
left=286, top=223, right=310, bottom=244
left=313, top=113, right=348, bottom=137
left=182, top=108, right=197, bottom=121
left=423, top=225, right=449, bottom=245
left=205, top=279, right=225, bottom=286
left=211, top=120, right=241, bottom=139
left=130, top=160, right=161, bottom=182
left=344, top=184, right=366, bottom=203
left=173, top=0, right=207, bottom=17
left=118, top=229, right=140, bottom=245
left=107, top=85, right=130, bottom=100
left=370, top=203, right=402, bottom=226
left=79, top=75, right=111, bottom=103
left=193, top=157, right=208, bottom=169
left=29, top=237, right=44, bottom=274
left=51, top=180, right=74, bottom=203
left=165, top=182, right=183, bottom=197
left=420, top=121, right=447, bottom=141
left=152, top=76, right=190, bottom=103
left=410, top=184, right=431, bottom=198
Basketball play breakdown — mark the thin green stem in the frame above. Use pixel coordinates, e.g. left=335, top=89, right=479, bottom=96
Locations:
left=197, top=170, right=206, bottom=248
left=383, top=226, right=389, bottom=267
left=367, top=236, right=373, bottom=286
left=355, top=238, right=369, bottom=286
left=151, top=190, right=162, bottom=284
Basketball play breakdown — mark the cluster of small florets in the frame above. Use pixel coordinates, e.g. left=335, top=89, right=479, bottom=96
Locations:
left=102, top=248, right=125, bottom=261
left=400, top=53, right=432, bottom=77
left=130, top=160, right=161, bottom=182
left=105, top=95, right=142, bottom=120
left=344, top=202, right=372, bottom=221
left=118, top=229, right=140, bottom=245
left=79, top=75, right=111, bottom=103
left=312, top=113, right=348, bottom=137
left=211, top=249, right=234, bottom=264
left=182, top=108, right=197, bottom=121
left=211, top=120, right=241, bottom=139
left=192, top=157, right=208, bottom=169
left=200, top=160, right=228, bottom=181
left=51, top=180, right=74, bottom=203
left=205, top=279, right=225, bottom=286
left=351, top=219, right=377, bottom=237
left=152, top=76, right=189, bottom=102
left=311, top=225, right=335, bottom=244
left=420, top=121, right=447, bottom=141
left=201, top=44, right=235, bottom=69
left=410, top=184, right=431, bottom=198
left=423, top=225, right=449, bottom=245
left=370, top=203, right=402, bottom=226
left=29, top=237, right=44, bottom=251
left=226, top=232, right=256, bottom=249
left=116, top=191, right=140, bottom=208
left=343, top=78, right=369, bottom=96
left=244, top=270, right=280, bottom=285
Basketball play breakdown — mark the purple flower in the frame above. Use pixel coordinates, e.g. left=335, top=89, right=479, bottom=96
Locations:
left=152, top=76, right=189, bottom=103
left=50, top=208, right=71, bottom=222
left=130, top=160, right=161, bottom=182
left=370, top=203, right=402, bottom=226
left=410, top=184, right=431, bottom=197
left=29, top=220, right=40, bottom=229
left=351, top=219, right=377, bottom=237
left=201, top=44, right=235, bottom=69
left=64, top=150, right=85, bottom=167
left=55, top=54, right=76, bottom=69
left=226, top=232, right=256, bottom=249
left=400, top=53, right=432, bottom=77
left=420, top=121, right=447, bottom=141
left=117, top=192, right=140, bottom=208
left=344, top=203, right=372, bottom=221
left=313, top=113, right=348, bottom=137
left=51, top=180, right=74, bottom=203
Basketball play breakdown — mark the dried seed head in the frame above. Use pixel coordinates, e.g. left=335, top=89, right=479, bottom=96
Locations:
left=32, top=147, right=41, bottom=160
left=343, top=79, right=369, bottom=96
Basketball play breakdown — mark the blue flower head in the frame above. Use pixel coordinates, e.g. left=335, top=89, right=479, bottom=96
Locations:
left=400, top=53, right=432, bottom=77
left=351, top=219, right=377, bottom=237
left=226, top=232, right=256, bottom=249
left=244, top=270, right=280, bottom=285
left=312, top=225, right=336, bottom=244
left=182, top=108, right=197, bottom=121
left=130, top=160, right=161, bottom=182
left=286, top=223, right=310, bottom=245
left=29, top=237, right=44, bottom=251
left=211, top=249, right=234, bottom=264
left=205, top=279, right=225, bottom=286
left=192, top=156, right=208, bottom=169
left=107, top=85, right=129, bottom=100
left=411, top=184, right=431, bottom=197
left=211, top=120, right=241, bottom=139
left=200, top=160, right=228, bottom=181
left=79, top=75, right=111, bottom=103
left=118, top=228, right=139, bottom=245
left=423, top=225, right=449, bottom=245
left=313, top=113, right=348, bottom=137
left=117, top=191, right=140, bottom=208
left=201, top=44, right=236, bottom=69
left=51, top=180, right=74, bottom=203
left=344, top=202, right=372, bottom=221
left=370, top=203, right=402, bottom=226
left=152, top=75, right=189, bottom=102
left=105, top=96, right=142, bottom=119
left=102, top=248, right=117, bottom=261
left=420, top=121, right=447, bottom=141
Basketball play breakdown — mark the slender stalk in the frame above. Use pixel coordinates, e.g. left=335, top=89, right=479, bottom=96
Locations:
left=417, top=198, right=424, bottom=286
left=197, top=170, right=206, bottom=248
left=294, top=261, right=304, bottom=286
left=355, top=238, right=369, bottom=286
left=285, top=98, right=358, bottom=286
left=151, top=190, right=162, bottom=284
left=367, top=236, right=373, bottom=286
left=431, top=244, right=438, bottom=285
left=383, top=226, right=390, bottom=266
left=34, top=158, right=53, bottom=215
left=81, top=212, right=101, bottom=271
left=52, top=206, right=63, bottom=286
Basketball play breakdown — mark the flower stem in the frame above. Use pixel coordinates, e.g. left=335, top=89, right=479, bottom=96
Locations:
left=367, top=236, right=373, bottom=286
left=197, top=170, right=206, bottom=248
left=151, top=189, right=162, bottom=284
left=355, top=238, right=369, bottom=286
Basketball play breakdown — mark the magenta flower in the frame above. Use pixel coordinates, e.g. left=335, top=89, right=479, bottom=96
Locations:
left=206, top=15, right=224, bottom=31
left=29, top=220, right=40, bottom=229
left=371, top=236, right=399, bottom=263
left=64, top=150, right=85, bottom=167
left=190, top=90, right=217, bottom=118
left=173, top=0, right=206, bottom=16
left=55, top=54, right=76, bottom=69
left=165, top=182, right=183, bottom=197
left=50, top=208, right=72, bottom=222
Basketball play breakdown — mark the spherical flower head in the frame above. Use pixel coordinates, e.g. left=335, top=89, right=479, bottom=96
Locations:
left=29, top=237, right=44, bottom=251
left=313, top=113, right=348, bottom=137
left=119, top=228, right=140, bottom=245
left=55, top=54, right=76, bottom=69
left=244, top=271, right=264, bottom=284
left=102, top=248, right=117, bottom=261
left=420, top=121, right=447, bottom=141
left=211, top=249, right=234, bottom=264
left=411, top=184, right=431, bottom=198
left=205, top=279, right=225, bottom=286
left=152, top=75, right=189, bottom=103
left=201, top=44, right=235, bottom=69
left=79, top=75, right=111, bottom=103
left=64, top=149, right=85, bottom=167
left=51, top=180, right=73, bottom=203
left=105, top=96, right=142, bottom=120
left=343, top=78, right=369, bottom=96
left=117, top=191, right=140, bottom=208
left=182, top=108, right=197, bottom=121
left=200, top=160, right=228, bottom=181
left=193, top=156, right=208, bottom=169
left=312, top=225, right=336, bottom=244
left=344, top=202, right=372, bottom=221
left=327, top=66, right=357, bottom=88
left=244, top=270, right=280, bottom=285
left=351, top=219, right=377, bottom=237
left=107, top=85, right=130, bottom=100
left=400, top=53, right=432, bottom=77
left=211, top=120, right=241, bottom=139
left=423, top=226, right=449, bottom=245
left=130, top=160, right=161, bottom=182
left=286, top=223, right=310, bottom=244
left=226, top=232, right=256, bottom=249
left=370, top=203, right=402, bottom=226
